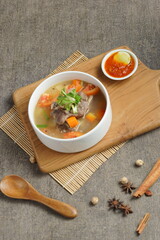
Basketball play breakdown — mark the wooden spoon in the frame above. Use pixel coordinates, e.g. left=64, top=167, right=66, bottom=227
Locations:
left=0, top=175, right=77, bottom=218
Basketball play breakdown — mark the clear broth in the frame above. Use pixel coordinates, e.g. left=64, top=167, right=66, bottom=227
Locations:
left=34, top=80, right=106, bottom=139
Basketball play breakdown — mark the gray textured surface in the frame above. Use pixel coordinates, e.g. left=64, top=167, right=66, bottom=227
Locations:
left=0, top=0, right=160, bottom=239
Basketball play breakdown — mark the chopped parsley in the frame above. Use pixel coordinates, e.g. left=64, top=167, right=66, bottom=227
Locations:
left=57, top=89, right=81, bottom=114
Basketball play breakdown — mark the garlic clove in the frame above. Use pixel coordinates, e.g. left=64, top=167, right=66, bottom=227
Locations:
left=120, top=177, right=128, bottom=184
left=135, top=159, right=144, bottom=167
left=90, top=196, right=99, bottom=205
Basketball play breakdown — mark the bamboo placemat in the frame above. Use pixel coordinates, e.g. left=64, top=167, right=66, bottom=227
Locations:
left=0, top=51, right=125, bottom=194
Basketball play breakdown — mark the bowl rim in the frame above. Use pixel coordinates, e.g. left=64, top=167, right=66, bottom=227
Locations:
left=28, top=71, right=111, bottom=142
left=101, top=49, right=138, bottom=80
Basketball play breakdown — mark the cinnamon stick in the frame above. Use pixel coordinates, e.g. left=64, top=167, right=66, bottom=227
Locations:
left=133, top=158, right=160, bottom=198
left=136, top=213, right=151, bottom=234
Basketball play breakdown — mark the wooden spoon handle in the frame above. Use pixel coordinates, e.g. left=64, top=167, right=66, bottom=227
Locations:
left=34, top=194, right=78, bottom=218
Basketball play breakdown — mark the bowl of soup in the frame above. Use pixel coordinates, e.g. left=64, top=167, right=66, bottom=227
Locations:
left=101, top=49, right=138, bottom=80
left=28, top=71, right=112, bottom=153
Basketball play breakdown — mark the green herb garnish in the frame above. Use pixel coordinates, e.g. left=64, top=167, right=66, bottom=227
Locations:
left=57, top=89, right=81, bottom=114
left=42, top=110, right=50, bottom=120
left=36, top=124, right=48, bottom=128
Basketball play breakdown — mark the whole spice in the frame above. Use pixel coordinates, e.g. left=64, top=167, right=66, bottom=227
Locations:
left=119, top=204, right=133, bottom=216
left=135, top=159, right=144, bottom=167
left=145, top=190, right=153, bottom=197
left=120, top=181, right=136, bottom=194
left=136, top=213, right=151, bottom=234
left=108, top=198, right=133, bottom=216
left=119, top=177, right=128, bottom=184
left=108, top=198, right=123, bottom=210
left=90, top=196, right=99, bottom=205
left=133, top=158, right=160, bottom=198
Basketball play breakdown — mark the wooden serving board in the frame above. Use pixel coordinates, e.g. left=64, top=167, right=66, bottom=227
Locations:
left=13, top=46, right=160, bottom=173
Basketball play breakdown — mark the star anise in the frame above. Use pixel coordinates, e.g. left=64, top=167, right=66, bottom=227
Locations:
left=108, top=197, right=133, bottom=217
left=119, top=204, right=133, bottom=216
left=120, top=181, right=136, bottom=194
left=108, top=198, right=123, bottom=211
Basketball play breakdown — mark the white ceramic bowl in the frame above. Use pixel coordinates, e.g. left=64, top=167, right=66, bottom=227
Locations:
left=28, top=71, right=112, bottom=153
left=101, top=49, right=138, bottom=80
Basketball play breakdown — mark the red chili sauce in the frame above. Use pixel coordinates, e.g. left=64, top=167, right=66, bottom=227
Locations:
left=104, top=53, right=135, bottom=78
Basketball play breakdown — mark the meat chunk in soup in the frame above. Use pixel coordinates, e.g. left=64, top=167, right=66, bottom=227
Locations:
left=51, top=91, right=91, bottom=125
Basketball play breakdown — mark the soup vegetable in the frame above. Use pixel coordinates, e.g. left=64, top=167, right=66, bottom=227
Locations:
left=34, top=79, right=106, bottom=139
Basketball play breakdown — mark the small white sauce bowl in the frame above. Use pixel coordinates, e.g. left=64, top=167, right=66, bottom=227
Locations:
left=28, top=71, right=112, bottom=153
left=101, top=49, right=138, bottom=80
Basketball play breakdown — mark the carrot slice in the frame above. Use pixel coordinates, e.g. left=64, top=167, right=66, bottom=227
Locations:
left=72, top=79, right=81, bottom=85
left=96, top=109, right=105, bottom=120
left=86, top=112, right=97, bottom=122
left=67, top=79, right=83, bottom=92
left=63, top=131, right=83, bottom=139
left=66, top=116, right=79, bottom=128
left=83, top=84, right=99, bottom=96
